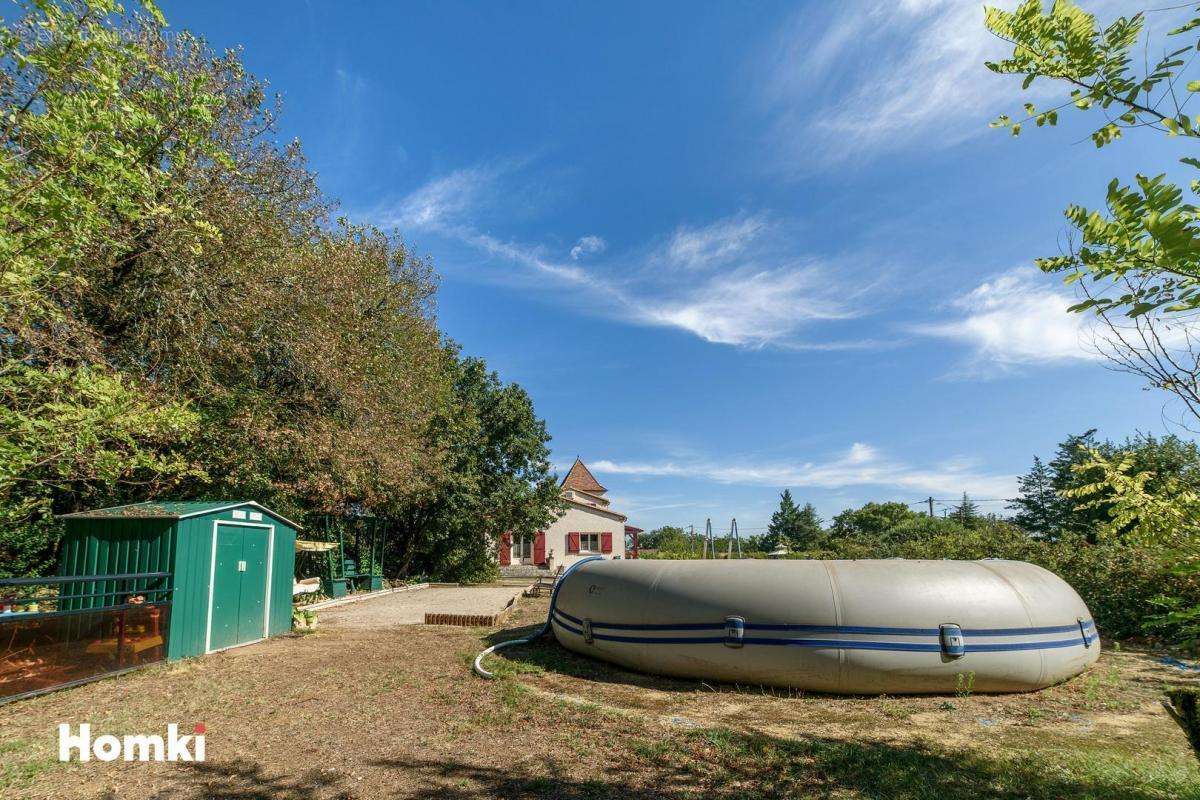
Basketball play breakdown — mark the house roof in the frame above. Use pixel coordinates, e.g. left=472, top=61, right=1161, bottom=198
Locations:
left=565, top=488, right=609, bottom=507
left=562, top=497, right=627, bottom=522
left=560, top=457, right=606, bottom=494
left=60, top=501, right=302, bottom=530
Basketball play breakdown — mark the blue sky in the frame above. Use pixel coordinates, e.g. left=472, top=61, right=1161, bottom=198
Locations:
left=167, top=1, right=1194, bottom=533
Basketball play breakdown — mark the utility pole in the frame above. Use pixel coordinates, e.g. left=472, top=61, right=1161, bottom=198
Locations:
left=687, top=524, right=695, bottom=557
left=727, top=518, right=742, bottom=559
left=927, top=496, right=935, bottom=518
left=702, top=518, right=714, bottom=559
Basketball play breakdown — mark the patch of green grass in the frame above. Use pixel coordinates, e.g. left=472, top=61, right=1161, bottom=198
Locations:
left=1080, top=665, right=1137, bottom=711
left=488, top=657, right=548, bottom=679
left=628, top=738, right=676, bottom=764
left=0, top=739, right=58, bottom=792
left=366, top=667, right=413, bottom=696
left=498, top=678, right=531, bottom=710
left=877, top=695, right=914, bottom=721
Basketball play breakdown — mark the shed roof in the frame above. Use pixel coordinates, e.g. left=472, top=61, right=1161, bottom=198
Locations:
left=60, top=500, right=302, bottom=530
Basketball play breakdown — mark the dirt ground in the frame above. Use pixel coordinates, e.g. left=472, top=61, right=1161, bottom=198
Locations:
left=1, top=594, right=1198, bottom=799
left=317, top=586, right=523, bottom=628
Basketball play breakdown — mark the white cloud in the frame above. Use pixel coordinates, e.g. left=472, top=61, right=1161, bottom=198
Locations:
left=667, top=215, right=767, bottom=270
left=914, top=267, right=1099, bottom=371
left=637, top=264, right=856, bottom=347
left=380, top=167, right=868, bottom=349
left=570, top=235, right=607, bottom=260
left=757, top=1, right=1127, bottom=166
left=383, top=165, right=496, bottom=229
left=591, top=442, right=1015, bottom=499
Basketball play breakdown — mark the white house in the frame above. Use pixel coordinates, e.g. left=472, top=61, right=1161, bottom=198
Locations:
left=499, top=458, right=639, bottom=571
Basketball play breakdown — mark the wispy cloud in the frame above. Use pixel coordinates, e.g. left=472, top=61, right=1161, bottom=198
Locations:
left=383, top=164, right=498, bottom=229
left=756, top=1, right=1117, bottom=168
left=666, top=215, right=767, bottom=270
left=637, top=263, right=856, bottom=347
left=913, top=267, right=1100, bottom=373
left=591, top=441, right=1015, bottom=499
left=570, top=235, right=607, bottom=260
left=376, top=164, right=870, bottom=348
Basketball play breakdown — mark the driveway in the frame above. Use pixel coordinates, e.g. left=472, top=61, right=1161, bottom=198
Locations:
left=318, top=585, right=524, bottom=628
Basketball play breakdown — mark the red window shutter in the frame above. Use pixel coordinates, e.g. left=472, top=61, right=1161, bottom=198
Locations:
left=600, top=532, right=613, bottom=553
left=499, top=533, right=512, bottom=566
left=533, top=531, right=546, bottom=565
left=567, top=532, right=580, bottom=554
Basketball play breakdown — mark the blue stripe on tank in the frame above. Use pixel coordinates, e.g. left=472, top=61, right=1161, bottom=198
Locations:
left=550, top=614, right=1098, bottom=652
left=551, top=608, right=1094, bottom=639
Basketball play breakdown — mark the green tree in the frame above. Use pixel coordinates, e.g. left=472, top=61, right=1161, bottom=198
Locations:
left=764, top=490, right=823, bottom=551
left=387, top=350, right=561, bottom=582
left=951, top=492, right=982, bottom=527
left=1029, top=429, right=1200, bottom=541
left=1009, top=455, right=1059, bottom=537
left=0, top=366, right=200, bottom=576
left=829, top=501, right=920, bottom=540
left=642, top=525, right=690, bottom=554
left=985, top=1, right=1200, bottom=422
left=0, top=0, right=474, bottom=578
left=0, top=0, right=218, bottom=572
left=1063, top=445, right=1200, bottom=757
left=1047, top=429, right=1110, bottom=538
left=792, top=502, right=825, bottom=551
left=765, top=490, right=800, bottom=551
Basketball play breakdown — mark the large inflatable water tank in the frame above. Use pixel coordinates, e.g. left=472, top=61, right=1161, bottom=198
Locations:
left=550, top=559, right=1099, bottom=694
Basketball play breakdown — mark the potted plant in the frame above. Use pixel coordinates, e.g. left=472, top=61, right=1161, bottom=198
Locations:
left=292, top=607, right=318, bottom=631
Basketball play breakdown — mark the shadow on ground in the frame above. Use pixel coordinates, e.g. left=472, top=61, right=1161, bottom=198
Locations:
left=142, top=759, right=352, bottom=800
left=155, top=727, right=1187, bottom=800
left=482, top=624, right=729, bottom=693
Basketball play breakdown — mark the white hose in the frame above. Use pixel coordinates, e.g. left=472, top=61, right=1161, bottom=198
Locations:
left=472, top=636, right=536, bottom=679
left=472, top=555, right=603, bottom=679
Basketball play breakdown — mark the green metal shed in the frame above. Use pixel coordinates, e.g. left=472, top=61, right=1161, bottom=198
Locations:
left=58, top=501, right=299, bottom=659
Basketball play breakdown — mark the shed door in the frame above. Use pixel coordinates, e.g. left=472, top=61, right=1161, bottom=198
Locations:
left=237, top=531, right=268, bottom=641
left=208, top=523, right=272, bottom=652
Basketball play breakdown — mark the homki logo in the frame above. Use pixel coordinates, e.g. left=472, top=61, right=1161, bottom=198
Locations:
left=58, top=723, right=206, bottom=762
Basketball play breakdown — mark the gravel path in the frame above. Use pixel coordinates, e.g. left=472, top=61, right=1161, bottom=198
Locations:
left=319, top=585, right=524, bottom=627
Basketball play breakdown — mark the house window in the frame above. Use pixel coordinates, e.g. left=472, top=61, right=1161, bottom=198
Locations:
left=511, top=536, right=533, bottom=561
left=578, top=532, right=601, bottom=553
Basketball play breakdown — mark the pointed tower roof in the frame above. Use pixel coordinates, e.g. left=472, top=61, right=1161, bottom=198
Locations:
left=560, top=457, right=606, bottom=494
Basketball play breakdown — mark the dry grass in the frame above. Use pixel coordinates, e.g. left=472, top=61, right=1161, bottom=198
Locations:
left=0, top=594, right=1197, bottom=799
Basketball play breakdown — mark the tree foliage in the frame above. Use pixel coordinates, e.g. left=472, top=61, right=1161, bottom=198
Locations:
left=765, top=490, right=824, bottom=552
left=985, top=0, right=1200, bottom=422
left=1008, top=429, right=1200, bottom=543
left=0, top=1, right=559, bottom=578
left=1008, top=455, right=1058, bottom=536
left=387, top=351, right=561, bottom=582
left=640, top=525, right=691, bottom=555
left=829, top=501, right=920, bottom=540
left=951, top=492, right=982, bottom=527
left=1065, top=447, right=1200, bottom=641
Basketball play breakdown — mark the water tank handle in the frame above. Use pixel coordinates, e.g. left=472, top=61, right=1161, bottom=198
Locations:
left=939, top=623, right=965, bottom=659
left=725, top=616, right=745, bottom=648
left=1078, top=617, right=1091, bottom=648
left=582, top=618, right=594, bottom=645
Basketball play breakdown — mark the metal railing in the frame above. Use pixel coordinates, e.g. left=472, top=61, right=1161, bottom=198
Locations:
left=0, top=572, right=172, bottom=703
